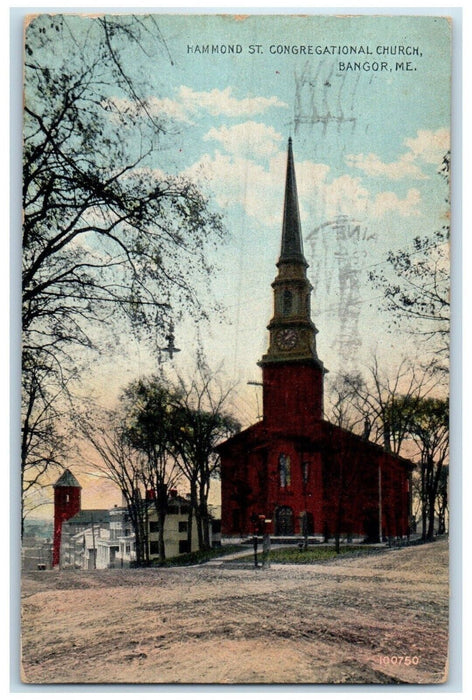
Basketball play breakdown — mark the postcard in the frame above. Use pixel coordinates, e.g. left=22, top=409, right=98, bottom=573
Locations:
left=20, top=12, right=452, bottom=686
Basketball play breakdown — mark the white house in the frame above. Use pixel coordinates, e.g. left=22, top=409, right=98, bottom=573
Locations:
left=58, top=494, right=215, bottom=569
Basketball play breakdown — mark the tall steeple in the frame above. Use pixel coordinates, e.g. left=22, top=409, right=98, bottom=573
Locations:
left=259, top=138, right=323, bottom=369
left=279, top=137, right=306, bottom=266
left=259, top=138, right=325, bottom=428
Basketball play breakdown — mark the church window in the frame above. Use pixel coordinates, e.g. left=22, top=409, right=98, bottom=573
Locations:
left=302, top=461, right=310, bottom=484
left=282, top=290, right=293, bottom=315
left=279, top=454, right=291, bottom=487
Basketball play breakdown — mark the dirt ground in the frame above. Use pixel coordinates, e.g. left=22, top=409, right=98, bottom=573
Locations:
left=20, top=539, right=448, bottom=686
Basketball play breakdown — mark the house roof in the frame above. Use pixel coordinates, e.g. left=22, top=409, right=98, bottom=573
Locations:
left=66, top=509, right=110, bottom=525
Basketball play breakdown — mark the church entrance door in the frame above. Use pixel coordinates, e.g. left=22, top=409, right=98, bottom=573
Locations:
left=275, top=506, right=294, bottom=535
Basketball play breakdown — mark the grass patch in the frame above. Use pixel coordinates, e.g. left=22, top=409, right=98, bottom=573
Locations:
left=151, top=544, right=247, bottom=568
left=239, top=545, right=381, bottom=565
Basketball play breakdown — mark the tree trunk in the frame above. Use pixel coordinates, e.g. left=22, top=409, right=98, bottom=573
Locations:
left=426, top=457, right=442, bottom=541
left=128, top=499, right=147, bottom=567
left=198, top=477, right=211, bottom=550
left=426, top=495, right=435, bottom=540
left=158, top=511, right=166, bottom=563
left=187, top=480, right=197, bottom=552
left=195, top=505, right=204, bottom=551
left=421, top=462, right=428, bottom=540
left=335, top=532, right=340, bottom=554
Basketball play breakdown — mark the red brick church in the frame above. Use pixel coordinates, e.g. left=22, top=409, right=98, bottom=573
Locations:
left=218, top=139, right=411, bottom=541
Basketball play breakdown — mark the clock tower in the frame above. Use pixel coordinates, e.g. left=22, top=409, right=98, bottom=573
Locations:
left=259, top=138, right=325, bottom=433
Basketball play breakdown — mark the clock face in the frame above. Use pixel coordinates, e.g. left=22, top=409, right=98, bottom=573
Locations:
left=275, top=328, right=298, bottom=350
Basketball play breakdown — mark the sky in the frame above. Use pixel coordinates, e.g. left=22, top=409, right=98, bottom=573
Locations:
left=105, top=13, right=451, bottom=410
left=22, top=12, right=452, bottom=516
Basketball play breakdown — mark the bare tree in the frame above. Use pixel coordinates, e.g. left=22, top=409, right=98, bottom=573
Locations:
left=327, top=357, right=449, bottom=541
left=408, top=397, right=449, bottom=540
left=81, top=411, right=151, bottom=567
left=328, top=356, right=442, bottom=455
left=119, top=377, right=183, bottom=563
left=22, top=14, right=225, bottom=521
left=369, top=153, right=450, bottom=363
left=21, top=357, right=72, bottom=537
left=171, top=361, right=239, bottom=550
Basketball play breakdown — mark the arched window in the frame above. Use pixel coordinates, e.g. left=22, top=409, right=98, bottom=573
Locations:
left=279, top=454, right=291, bottom=487
left=302, top=461, right=310, bottom=484
left=282, top=290, right=293, bottom=316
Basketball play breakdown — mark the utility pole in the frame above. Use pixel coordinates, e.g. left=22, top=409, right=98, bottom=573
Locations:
left=248, top=381, right=263, bottom=421
left=91, top=513, right=96, bottom=569
left=378, top=463, right=383, bottom=544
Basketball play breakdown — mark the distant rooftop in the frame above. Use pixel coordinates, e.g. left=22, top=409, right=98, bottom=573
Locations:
left=65, top=509, right=110, bottom=525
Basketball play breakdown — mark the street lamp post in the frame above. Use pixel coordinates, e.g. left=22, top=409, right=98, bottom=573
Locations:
left=159, top=322, right=181, bottom=360
left=250, top=514, right=259, bottom=568
left=262, top=519, right=272, bottom=569
left=378, top=463, right=383, bottom=544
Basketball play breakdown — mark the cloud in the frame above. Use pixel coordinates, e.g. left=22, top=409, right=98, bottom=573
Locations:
left=320, top=174, right=370, bottom=219
left=371, top=188, right=421, bottom=218
left=184, top=145, right=419, bottom=227
left=346, top=128, right=450, bottom=179
left=345, top=152, right=427, bottom=180
left=404, top=128, right=450, bottom=164
left=204, top=122, right=283, bottom=159
left=314, top=175, right=421, bottom=221
left=176, top=86, right=287, bottom=118
left=104, top=87, right=287, bottom=125
left=184, top=151, right=285, bottom=226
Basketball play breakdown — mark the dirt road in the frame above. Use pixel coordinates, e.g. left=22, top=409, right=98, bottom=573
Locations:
left=21, top=539, right=448, bottom=685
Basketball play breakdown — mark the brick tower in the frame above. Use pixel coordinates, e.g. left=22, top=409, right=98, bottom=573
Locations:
left=52, top=469, right=81, bottom=566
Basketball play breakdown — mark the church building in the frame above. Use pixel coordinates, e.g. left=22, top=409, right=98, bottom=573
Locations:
left=218, top=139, right=411, bottom=541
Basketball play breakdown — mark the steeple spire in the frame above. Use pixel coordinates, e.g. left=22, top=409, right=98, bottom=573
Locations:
left=279, top=137, right=306, bottom=265
left=259, top=136, right=325, bottom=375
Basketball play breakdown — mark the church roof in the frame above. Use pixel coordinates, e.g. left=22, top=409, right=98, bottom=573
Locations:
left=216, top=421, right=266, bottom=453
left=318, top=420, right=414, bottom=468
left=217, top=416, right=413, bottom=470
left=54, top=468, right=81, bottom=489
left=279, top=137, right=306, bottom=266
